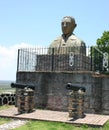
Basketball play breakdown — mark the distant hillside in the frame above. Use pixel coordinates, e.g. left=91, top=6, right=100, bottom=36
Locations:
left=0, top=80, right=12, bottom=83
left=0, top=80, right=14, bottom=88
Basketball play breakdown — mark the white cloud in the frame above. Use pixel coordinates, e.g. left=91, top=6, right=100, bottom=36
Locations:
left=0, top=43, right=32, bottom=81
left=0, top=42, right=47, bottom=81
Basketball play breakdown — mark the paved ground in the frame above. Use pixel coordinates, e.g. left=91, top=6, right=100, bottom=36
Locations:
left=0, top=107, right=109, bottom=127
left=0, top=119, right=27, bottom=130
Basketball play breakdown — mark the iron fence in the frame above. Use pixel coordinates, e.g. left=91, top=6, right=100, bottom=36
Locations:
left=17, top=46, right=109, bottom=73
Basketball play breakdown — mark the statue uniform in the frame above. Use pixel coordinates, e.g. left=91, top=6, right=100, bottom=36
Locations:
left=48, top=34, right=86, bottom=55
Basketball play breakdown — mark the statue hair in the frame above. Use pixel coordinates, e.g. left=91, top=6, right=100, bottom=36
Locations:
left=62, top=16, right=77, bottom=25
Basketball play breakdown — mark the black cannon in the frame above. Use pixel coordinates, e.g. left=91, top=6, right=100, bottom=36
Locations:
left=66, top=83, right=86, bottom=92
left=11, top=82, right=35, bottom=90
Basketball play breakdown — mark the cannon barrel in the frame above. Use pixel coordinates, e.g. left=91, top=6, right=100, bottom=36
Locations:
left=66, top=83, right=86, bottom=92
left=11, top=82, right=35, bottom=90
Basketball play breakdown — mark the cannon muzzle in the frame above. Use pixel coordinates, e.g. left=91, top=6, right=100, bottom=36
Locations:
left=66, top=83, right=86, bottom=92
left=11, top=82, right=35, bottom=90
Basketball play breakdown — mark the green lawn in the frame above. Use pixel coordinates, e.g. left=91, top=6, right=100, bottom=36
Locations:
left=0, top=105, right=14, bottom=110
left=0, top=105, right=13, bottom=125
left=0, top=118, right=12, bottom=125
left=13, top=120, right=109, bottom=130
left=0, top=106, right=13, bottom=127
left=0, top=88, right=15, bottom=94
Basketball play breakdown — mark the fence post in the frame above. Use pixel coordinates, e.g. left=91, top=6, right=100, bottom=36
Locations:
left=51, top=48, right=54, bottom=71
left=17, top=49, right=20, bottom=72
left=90, top=47, right=93, bottom=71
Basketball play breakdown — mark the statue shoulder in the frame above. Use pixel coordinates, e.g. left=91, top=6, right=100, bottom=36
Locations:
left=70, top=34, right=86, bottom=46
left=49, top=36, right=61, bottom=48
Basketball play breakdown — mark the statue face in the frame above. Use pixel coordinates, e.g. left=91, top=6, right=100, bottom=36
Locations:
left=61, top=17, right=75, bottom=35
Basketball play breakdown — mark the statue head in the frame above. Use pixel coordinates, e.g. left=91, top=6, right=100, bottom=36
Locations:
left=61, top=16, right=77, bottom=36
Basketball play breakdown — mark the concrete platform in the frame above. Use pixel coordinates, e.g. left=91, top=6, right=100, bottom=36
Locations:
left=0, top=107, right=109, bottom=127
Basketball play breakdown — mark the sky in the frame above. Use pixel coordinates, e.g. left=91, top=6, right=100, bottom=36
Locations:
left=0, top=0, right=108, bottom=81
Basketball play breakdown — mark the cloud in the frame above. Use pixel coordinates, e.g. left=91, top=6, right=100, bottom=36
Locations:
left=0, top=43, right=32, bottom=81
left=0, top=42, right=47, bottom=81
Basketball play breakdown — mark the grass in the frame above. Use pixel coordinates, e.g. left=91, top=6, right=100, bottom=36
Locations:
left=0, top=105, right=14, bottom=111
left=12, top=120, right=109, bottom=130
left=0, top=105, right=13, bottom=125
left=0, top=88, right=15, bottom=94
left=0, top=118, right=11, bottom=125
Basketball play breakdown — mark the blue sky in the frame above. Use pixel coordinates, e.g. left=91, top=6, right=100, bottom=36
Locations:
left=0, top=0, right=109, bottom=80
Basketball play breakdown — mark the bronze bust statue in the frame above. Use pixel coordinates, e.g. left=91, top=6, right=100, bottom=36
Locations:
left=48, top=16, right=86, bottom=55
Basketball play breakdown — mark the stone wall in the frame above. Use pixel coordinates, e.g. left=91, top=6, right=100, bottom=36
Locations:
left=16, top=71, right=109, bottom=114
left=101, top=77, right=109, bottom=114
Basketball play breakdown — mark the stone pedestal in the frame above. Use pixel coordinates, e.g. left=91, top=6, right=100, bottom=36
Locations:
left=17, top=88, right=35, bottom=113
left=68, top=90, right=85, bottom=119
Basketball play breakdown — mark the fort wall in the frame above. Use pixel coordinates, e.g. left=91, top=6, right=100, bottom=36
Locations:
left=16, top=71, right=109, bottom=114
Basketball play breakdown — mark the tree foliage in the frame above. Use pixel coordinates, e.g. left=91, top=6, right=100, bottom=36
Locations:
left=91, top=31, right=109, bottom=72
left=96, top=31, right=109, bottom=52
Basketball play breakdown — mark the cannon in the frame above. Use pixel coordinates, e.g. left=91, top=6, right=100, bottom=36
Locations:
left=66, top=83, right=86, bottom=92
left=11, top=82, right=35, bottom=90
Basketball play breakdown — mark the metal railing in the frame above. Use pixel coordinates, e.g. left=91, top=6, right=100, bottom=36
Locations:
left=17, top=46, right=109, bottom=73
left=91, top=46, right=109, bottom=73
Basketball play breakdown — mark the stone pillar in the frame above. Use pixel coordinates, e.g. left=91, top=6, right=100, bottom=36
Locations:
left=68, top=90, right=85, bottom=119
left=17, top=88, right=35, bottom=113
